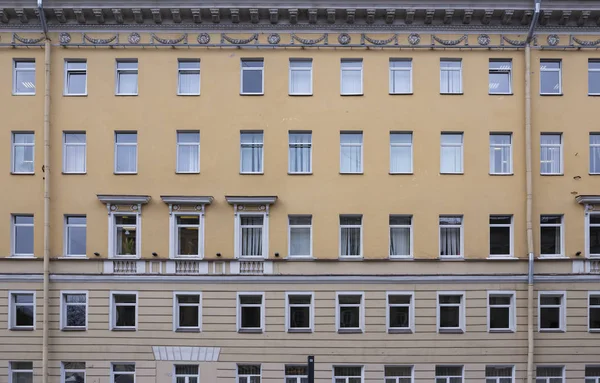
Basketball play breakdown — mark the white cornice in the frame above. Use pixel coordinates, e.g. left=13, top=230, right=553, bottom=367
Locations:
left=97, top=194, right=151, bottom=205
left=575, top=195, right=600, bottom=205
left=160, top=195, right=213, bottom=205
left=225, top=196, right=277, bottom=205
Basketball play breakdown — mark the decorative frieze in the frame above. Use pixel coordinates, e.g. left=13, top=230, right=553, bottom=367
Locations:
left=92, top=9, right=104, bottom=24
left=405, top=9, right=414, bottom=24
left=462, top=9, right=473, bottom=24
left=249, top=8, right=258, bottom=24
left=308, top=9, right=318, bottom=24
left=171, top=9, right=181, bottom=23
left=112, top=9, right=123, bottom=24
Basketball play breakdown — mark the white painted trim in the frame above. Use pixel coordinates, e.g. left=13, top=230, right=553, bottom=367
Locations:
left=64, top=215, right=87, bottom=257
left=434, top=365, right=464, bottom=383
left=439, top=215, right=464, bottom=259
left=177, top=59, right=201, bottom=96
left=175, top=130, right=201, bottom=173
left=488, top=215, right=514, bottom=258
left=436, top=291, right=466, bottom=333
left=97, top=195, right=151, bottom=205
left=440, top=132, right=464, bottom=174
left=109, top=291, right=138, bottom=331
left=440, top=58, right=463, bottom=94
left=335, top=291, right=365, bottom=333
left=383, top=365, right=414, bottom=383
left=8, top=290, right=36, bottom=330
left=534, top=365, right=565, bottom=383
left=540, top=133, right=563, bottom=175
left=484, top=365, right=515, bottom=383
left=11, top=131, right=35, bottom=175
left=60, top=290, right=89, bottom=330
left=10, top=214, right=34, bottom=257
left=488, top=59, right=513, bottom=95
left=389, top=131, right=413, bottom=174
left=61, top=362, right=86, bottom=383
left=115, top=59, right=139, bottom=96
left=288, top=130, right=313, bottom=174
left=389, top=58, right=413, bottom=95
left=172, top=291, right=202, bottom=332
left=114, top=131, right=138, bottom=174
left=62, top=131, right=87, bottom=174
left=161, top=196, right=213, bottom=205
left=287, top=215, right=313, bottom=259
left=388, top=215, right=413, bottom=259
left=236, top=292, right=265, bottom=333
left=539, top=214, right=565, bottom=258
left=539, top=59, right=562, bottom=95
left=285, top=291, right=314, bottom=333
left=236, top=364, right=262, bottom=383
left=9, top=361, right=33, bottom=383
left=538, top=291, right=567, bottom=332
left=589, top=291, right=600, bottom=333
left=488, top=133, right=513, bottom=175
left=240, top=58, right=264, bottom=95
left=225, top=196, right=277, bottom=205
left=111, top=363, right=136, bottom=383
left=63, top=59, right=88, bottom=96
left=12, top=59, right=36, bottom=96
left=340, top=58, right=363, bottom=96
left=339, top=214, right=363, bottom=259
left=339, top=131, right=364, bottom=174
left=386, top=291, right=415, bottom=333
left=487, top=290, right=516, bottom=333
left=234, top=211, right=269, bottom=260
left=108, top=211, right=142, bottom=259
left=288, top=58, right=313, bottom=96
left=170, top=211, right=204, bottom=259
left=331, top=365, right=364, bottom=383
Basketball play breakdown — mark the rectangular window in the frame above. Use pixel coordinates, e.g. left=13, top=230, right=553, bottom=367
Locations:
left=240, top=215, right=264, bottom=258
left=336, top=293, right=364, bottom=332
left=11, top=132, right=35, bottom=174
left=590, top=133, right=600, bottom=174
left=591, top=214, right=600, bottom=258
left=237, top=365, right=260, bottom=383
left=333, top=366, right=363, bottom=383
left=64, top=60, right=87, bottom=95
left=340, top=132, right=363, bottom=173
left=61, top=291, right=87, bottom=330
left=110, top=292, right=137, bottom=330
left=288, top=215, right=312, bottom=258
left=389, top=215, right=412, bottom=258
left=174, top=214, right=201, bottom=257
left=176, top=131, right=200, bottom=173
left=586, top=366, right=600, bottom=383
left=440, top=59, right=462, bottom=94
left=237, top=293, right=264, bottom=332
left=489, top=134, right=512, bottom=175
left=174, top=293, right=201, bottom=331
left=288, top=132, right=312, bottom=174
left=589, top=294, right=600, bottom=332
left=13, top=60, right=35, bottom=95
left=437, top=293, right=465, bottom=333
left=589, top=60, right=600, bottom=95
left=10, top=362, right=33, bottom=383
left=390, top=132, right=413, bottom=174
left=178, top=60, right=200, bottom=95
left=241, top=59, right=264, bottom=95
left=65, top=216, right=86, bottom=257
left=289, top=59, right=312, bottom=95
left=540, top=134, right=562, bottom=175
left=114, top=132, right=137, bottom=174
left=240, top=132, right=264, bottom=174
left=435, top=366, right=463, bottom=383
left=488, top=292, right=516, bottom=332
left=387, top=293, right=414, bottom=333
left=540, top=60, right=561, bottom=95
left=62, top=362, right=85, bottom=383
left=340, top=59, right=363, bottom=95
left=489, top=215, right=513, bottom=257
left=540, top=215, right=563, bottom=257
left=440, top=133, right=463, bottom=173
left=485, top=366, right=514, bottom=383
left=116, top=60, right=138, bottom=95
left=536, top=367, right=564, bottom=383
left=111, top=364, right=135, bottom=383
left=439, top=216, right=462, bottom=258
left=285, top=365, right=308, bottom=383
left=63, top=132, right=86, bottom=173
left=340, top=215, right=362, bottom=258
left=384, top=366, right=413, bottom=383
left=174, top=365, right=199, bottom=383
left=539, top=292, right=566, bottom=332
left=12, top=215, right=34, bottom=257
left=9, top=292, right=35, bottom=329
left=286, top=293, right=313, bottom=332
left=114, top=214, right=138, bottom=257
left=389, top=59, right=412, bottom=94
left=489, top=60, right=512, bottom=94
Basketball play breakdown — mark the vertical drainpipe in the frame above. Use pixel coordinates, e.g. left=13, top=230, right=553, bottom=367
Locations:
left=525, top=2, right=540, bottom=383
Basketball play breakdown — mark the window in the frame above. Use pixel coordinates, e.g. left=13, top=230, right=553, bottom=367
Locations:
left=340, top=215, right=362, bottom=258
left=11, top=132, right=34, bottom=174
left=439, top=216, right=462, bottom=258
left=589, top=60, right=600, bottom=95
left=110, top=292, right=137, bottom=330
left=64, top=60, right=87, bottom=95
left=589, top=294, right=600, bottom=331
left=336, top=293, right=364, bottom=332
left=64, top=216, right=86, bottom=257
left=489, top=215, right=513, bottom=257
left=237, top=293, right=264, bottom=332
left=111, top=364, right=135, bottom=383
left=440, top=133, right=463, bottom=173
left=114, top=132, right=138, bottom=174
left=174, top=365, right=199, bottom=383
left=590, top=134, right=600, bottom=174
left=60, top=291, right=87, bottom=330
left=239, top=215, right=265, bottom=258
left=435, top=366, right=463, bottom=383
left=538, top=292, right=566, bottom=332
left=586, top=366, right=600, bottom=383
left=9, top=291, right=35, bottom=329
left=540, top=134, right=562, bottom=175
left=386, top=293, right=414, bottom=333
left=62, top=362, right=85, bottom=383
left=240, top=59, right=264, bottom=95
left=113, top=214, right=138, bottom=257
left=286, top=293, right=313, bottom=332
left=288, top=132, right=312, bottom=174
left=590, top=214, right=600, bottom=258
left=536, top=367, right=564, bottom=383
left=13, top=60, right=35, bottom=95
left=489, top=134, right=512, bottom=174
left=285, top=365, right=308, bottom=383
left=488, top=292, right=515, bottom=332
left=173, top=293, right=201, bottom=331
left=12, top=215, right=34, bottom=257
left=440, top=59, right=462, bottom=94
left=174, top=214, right=202, bottom=258
left=389, top=215, right=412, bottom=258
left=437, top=293, right=465, bottom=332
left=333, top=366, right=363, bottom=383
left=390, top=133, right=413, bottom=174
left=485, top=366, right=514, bottom=383
left=289, top=59, right=312, bottom=95
left=385, top=366, right=413, bottom=383
left=237, top=365, right=260, bottom=383
left=63, top=132, right=86, bottom=173
left=288, top=216, right=312, bottom=258
left=240, top=132, right=264, bottom=174
left=340, top=59, right=363, bottom=95
left=116, top=60, right=138, bottom=95
left=178, top=60, right=200, bottom=95
left=540, top=215, right=563, bottom=257
left=540, top=60, right=561, bottom=95
left=340, top=132, right=363, bottom=174
left=489, top=60, right=512, bottom=94
left=10, top=362, right=33, bottom=383
left=389, top=59, right=412, bottom=94
left=176, top=131, right=200, bottom=173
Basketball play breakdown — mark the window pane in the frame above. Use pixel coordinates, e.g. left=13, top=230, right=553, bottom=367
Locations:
left=116, top=145, right=137, bottom=172
left=14, top=133, right=35, bottom=144
left=341, top=227, right=361, bottom=256
left=116, top=133, right=137, bottom=143
left=16, top=305, right=34, bottom=326
left=14, top=145, right=35, bottom=173
left=590, top=63, right=600, bottom=94
left=440, top=227, right=461, bottom=256
left=290, top=306, right=310, bottom=328
left=490, top=307, right=510, bottom=329
left=441, top=146, right=463, bottom=173
left=289, top=216, right=311, bottom=225
left=66, top=304, right=86, bottom=327
left=114, top=294, right=136, bottom=304
left=490, top=226, right=511, bottom=255
left=115, top=306, right=136, bottom=327
left=390, top=227, right=410, bottom=256
left=390, top=68, right=411, bottom=93
left=540, top=307, right=561, bottom=329
left=340, top=216, right=362, bottom=225
left=65, top=144, right=85, bottom=173
left=489, top=72, right=510, bottom=93
left=175, top=365, right=199, bottom=375
left=13, top=372, right=33, bottom=383
left=341, top=145, right=362, bottom=173
left=290, top=227, right=311, bottom=256
left=178, top=227, right=199, bottom=255
left=439, top=295, right=461, bottom=304
left=242, top=69, right=263, bottom=93
left=290, top=69, right=311, bottom=94
left=339, top=295, right=361, bottom=304
left=67, top=226, right=86, bottom=255
left=385, top=366, right=412, bottom=377
left=241, top=306, right=261, bottom=328
left=440, top=306, right=460, bottom=327
left=15, top=70, right=36, bottom=93
left=179, top=72, right=200, bottom=94
left=341, top=70, right=362, bottom=94
left=289, top=295, right=311, bottom=304
left=390, top=145, right=412, bottom=173
left=179, top=305, right=199, bottom=327
left=540, top=225, right=561, bottom=255
left=117, top=73, right=138, bottom=94
left=339, top=305, right=360, bottom=328
left=541, top=71, right=560, bottom=94
left=390, top=306, right=410, bottom=327
left=240, top=295, right=262, bottom=304
left=67, top=72, right=87, bottom=94
left=116, top=225, right=136, bottom=255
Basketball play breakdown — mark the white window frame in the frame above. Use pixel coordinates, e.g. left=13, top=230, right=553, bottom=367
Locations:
left=115, top=60, right=138, bottom=96
left=289, top=59, right=313, bottom=96
left=176, top=131, right=200, bottom=174
left=62, top=362, right=86, bottom=383
left=340, top=59, right=363, bottom=96
left=64, top=60, right=87, bottom=96
left=440, top=59, right=463, bottom=94
left=588, top=292, right=600, bottom=333
left=284, top=365, right=308, bottom=383
left=335, top=291, right=365, bottom=333
left=586, top=365, right=600, bottom=383
left=440, top=133, right=464, bottom=174
left=436, top=291, right=465, bottom=333
left=536, top=366, right=564, bottom=383
left=439, top=215, right=464, bottom=259
left=63, top=132, right=87, bottom=174
left=11, top=132, right=35, bottom=174
left=586, top=212, right=600, bottom=258
left=435, top=366, right=464, bottom=383
left=389, top=132, right=413, bottom=174
left=540, top=215, right=564, bottom=258
left=487, top=291, right=516, bottom=333
left=11, top=214, right=34, bottom=257
left=384, top=365, right=414, bottom=383
left=540, top=59, right=562, bottom=95
left=60, top=290, right=88, bottom=330
left=389, top=215, right=413, bottom=259
left=288, top=131, right=312, bottom=174
left=240, top=59, right=264, bottom=95
left=340, top=132, right=363, bottom=174
left=538, top=291, right=566, bottom=332
left=13, top=59, right=36, bottom=95
left=489, top=59, right=512, bottom=95
left=237, top=292, right=265, bottom=333
left=288, top=215, right=313, bottom=259
left=489, top=133, right=513, bottom=175
left=172, top=292, right=202, bottom=332
left=64, top=215, right=86, bottom=257
left=591, top=133, right=600, bottom=175
left=339, top=215, right=363, bottom=259
left=109, top=212, right=141, bottom=259
left=236, top=364, right=261, bottom=383
left=9, top=362, right=33, bottom=383
left=285, top=291, right=314, bottom=333
left=177, top=59, right=200, bottom=96
left=540, top=133, right=563, bottom=175
left=489, top=215, right=514, bottom=258
left=8, top=291, right=36, bottom=330
left=111, top=363, right=135, bottom=383
left=590, top=59, right=600, bottom=96
left=109, top=291, right=138, bottom=331
left=234, top=211, right=269, bottom=259
left=386, top=291, right=415, bottom=333
left=170, top=211, right=204, bottom=259
left=114, top=132, right=138, bottom=174
left=332, top=366, right=364, bottom=383
left=239, top=131, right=264, bottom=174
left=485, top=366, right=515, bottom=383
left=389, top=59, right=413, bottom=95
left=172, top=365, right=199, bottom=383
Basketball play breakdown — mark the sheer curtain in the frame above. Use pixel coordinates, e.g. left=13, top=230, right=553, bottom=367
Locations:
left=289, top=133, right=311, bottom=173
left=340, top=216, right=361, bottom=257
left=591, top=135, right=600, bottom=173
left=290, top=60, right=312, bottom=94
left=341, top=60, right=363, bottom=94
left=241, top=216, right=263, bottom=257
left=177, top=132, right=200, bottom=173
left=178, top=59, right=200, bottom=94
left=441, top=134, right=463, bottom=173
left=440, top=61, right=462, bottom=93
left=489, top=135, right=511, bottom=174
left=390, top=133, right=412, bottom=173
left=116, top=145, right=137, bottom=172
left=390, top=227, right=410, bottom=256
left=440, top=216, right=462, bottom=257
left=241, top=133, right=263, bottom=173
left=340, top=133, right=363, bottom=173
left=65, top=144, right=85, bottom=173
left=541, top=135, right=561, bottom=174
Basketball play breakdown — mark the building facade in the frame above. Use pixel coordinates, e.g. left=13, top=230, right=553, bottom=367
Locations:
left=1, top=0, right=600, bottom=382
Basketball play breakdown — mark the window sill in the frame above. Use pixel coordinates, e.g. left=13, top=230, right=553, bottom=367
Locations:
left=338, top=257, right=364, bottom=261
left=175, top=328, right=201, bottom=333
left=440, top=92, right=464, bottom=95
left=489, top=173, right=514, bottom=176
left=288, top=172, right=313, bottom=176
left=340, top=93, right=364, bottom=96
left=62, top=172, right=87, bottom=175
left=111, top=327, right=137, bottom=331
left=438, top=328, right=464, bottom=334
left=61, top=327, right=87, bottom=331
left=588, top=329, right=600, bottom=333
left=338, top=328, right=363, bottom=334
left=238, top=328, right=263, bottom=333
left=389, top=256, right=414, bottom=261
left=11, top=172, right=35, bottom=176
left=173, top=256, right=203, bottom=260
left=177, top=93, right=201, bottom=97
left=589, top=173, right=600, bottom=176
left=487, top=256, right=517, bottom=260
left=489, top=93, right=513, bottom=96
left=286, top=256, right=314, bottom=261
left=537, top=256, right=569, bottom=260
left=540, top=93, right=563, bottom=96
left=113, top=172, right=138, bottom=175
left=176, top=172, right=200, bottom=175
left=438, top=257, right=464, bottom=261
left=12, top=93, right=36, bottom=96
left=240, top=172, right=264, bottom=175
left=58, top=256, right=88, bottom=259
left=10, top=327, right=35, bottom=331
left=489, top=328, right=515, bottom=333
left=388, top=328, right=413, bottom=334
left=340, top=172, right=364, bottom=175
left=288, top=328, right=313, bottom=333
left=240, top=93, right=264, bottom=96
left=539, top=329, right=565, bottom=333
left=64, top=93, right=88, bottom=97
left=9, top=255, right=36, bottom=259
left=115, top=94, right=139, bottom=97
left=541, top=173, right=564, bottom=176
left=289, top=93, right=313, bottom=97
left=440, top=172, right=464, bottom=175
left=389, top=92, right=413, bottom=96
left=389, top=172, right=413, bottom=175
left=111, top=256, right=140, bottom=260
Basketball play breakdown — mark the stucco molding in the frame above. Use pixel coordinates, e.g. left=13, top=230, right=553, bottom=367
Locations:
left=97, top=194, right=151, bottom=205
left=576, top=195, right=600, bottom=205
left=160, top=196, right=213, bottom=205
left=225, top=196, right=277, bottom=205
left=152, top=346, right=220, bottom=361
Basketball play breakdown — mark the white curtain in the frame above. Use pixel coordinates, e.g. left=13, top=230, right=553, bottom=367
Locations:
left=241, top=134, right=263, bottom=173
left=390, top=227, right=410, bottom=256
left=390, top=146, right=411, bottom=173
left=541, top=143, right=560, bottom=174
left=14, top=146, right=34, bottom=173
left=441, top=69, right=461, bottom=93
left=118, top=73, right=137, bottom=94
left=341, top=227, right=361, bottom=256
left=178, top=145, right=199, bottom=172
left=341, top=145, right=361, bottom=172
left=65, top=145, right=85, bottom=173
left=441, top=146, right=462, bottom=173
left=289, top=134, right=311, bottom=173
left=440, top=227, right=461, bottom=256
left=290, top=69, right=311, bottom=94
left=290, top=228, right=310, bottom=256
left=179, top=72, right=200, bottom=94
left=116, top=145, right=137, bottom=172
left=242, top=228, right=262, bottom=256
left=391, top=70, right=411, bottom=93
left=591, top=135, right=600, bottom=173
